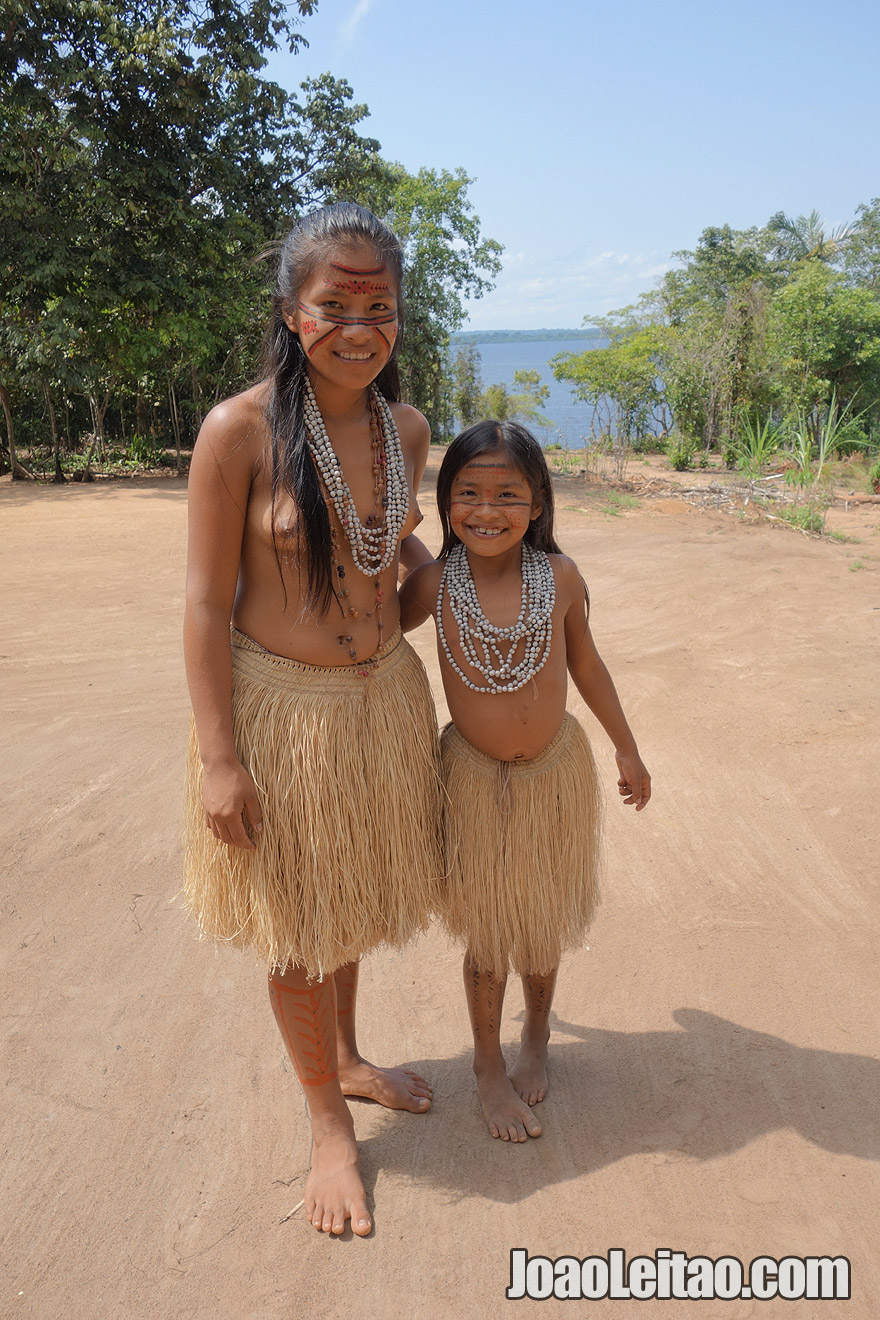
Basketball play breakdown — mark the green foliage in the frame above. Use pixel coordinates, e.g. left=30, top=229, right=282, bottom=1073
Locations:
left=766, top=264, right=880, bottom=419
left=1, top=4, right=501, bottom=464
left=450, top=343, right=483, bottom=431
left=356, top=163, right=502, bottom=438
left=731, top=410, right=782, bottom=476
left=553, top=322, right=664, bottom=445
left=844, top=199, right=880, bottom=293
left=667, top=436, right=697, bottom=471
left=867, top=459, right=880, bottom=493
left=776, top=504, right=825, bottom=533
left=472, top=370, right=551, bottom=431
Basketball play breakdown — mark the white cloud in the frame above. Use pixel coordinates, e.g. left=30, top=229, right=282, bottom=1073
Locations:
left=339, top=0, right=377, bottom=45
left=461, top=248, right=674, bottom=330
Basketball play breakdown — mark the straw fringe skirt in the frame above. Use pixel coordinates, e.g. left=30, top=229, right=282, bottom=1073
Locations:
left=439, top=714, right=602, bottom=977
left=184, top=627, right=442, bottom=978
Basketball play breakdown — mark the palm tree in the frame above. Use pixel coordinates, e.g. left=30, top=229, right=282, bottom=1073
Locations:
left=766, top=210, right=853, bottom=263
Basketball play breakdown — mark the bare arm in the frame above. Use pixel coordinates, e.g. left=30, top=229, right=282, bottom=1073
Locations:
left=184, top=400, right=263, bottom=847
left=396, top=403, right=433, bottom=582
left=399, top=561, right=440, bottom=633
left=561, top=560, right=651, bottom=811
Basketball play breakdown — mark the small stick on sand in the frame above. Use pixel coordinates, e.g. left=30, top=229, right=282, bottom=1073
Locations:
left=280, top=1199, right=305, bottom=1224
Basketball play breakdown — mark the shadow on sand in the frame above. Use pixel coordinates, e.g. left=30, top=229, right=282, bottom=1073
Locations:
left=355, top=1009, right=880, bottom=1205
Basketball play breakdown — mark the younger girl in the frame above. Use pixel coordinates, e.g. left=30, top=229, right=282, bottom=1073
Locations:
left=400, top=420, right=650, bottom=1143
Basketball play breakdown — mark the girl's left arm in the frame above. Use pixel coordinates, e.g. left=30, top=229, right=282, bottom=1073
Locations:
left=562, top=560, right=651, bottom=811
left=397, top=403, right=433, bottom=580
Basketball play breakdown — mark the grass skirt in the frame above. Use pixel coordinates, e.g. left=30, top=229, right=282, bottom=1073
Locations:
left=184, top=627, right=442, bottom=978
left=439, top=713, right=602, bottom=977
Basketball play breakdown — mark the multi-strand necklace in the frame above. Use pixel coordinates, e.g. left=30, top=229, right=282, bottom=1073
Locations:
left=303, top=379, right=408, bottom=658
left=437, top=541, right=555, bottom=693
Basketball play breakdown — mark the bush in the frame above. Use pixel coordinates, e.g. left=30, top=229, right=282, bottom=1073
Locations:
left=868, top=459, right=880, bottom=493
left=667, top=437, right=696, bottom=471
left=777, top=504, right=824, bottom=533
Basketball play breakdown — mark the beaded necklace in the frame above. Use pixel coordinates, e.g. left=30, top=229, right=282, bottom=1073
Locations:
left=437, top=541, right=555, bottom=693
left=303, top=378, right=408, bottom=659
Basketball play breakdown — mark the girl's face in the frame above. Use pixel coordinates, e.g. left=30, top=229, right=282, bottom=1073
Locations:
left=284, top=242, right=399, bottom=391
left=447, top=448, right=542, bottom=558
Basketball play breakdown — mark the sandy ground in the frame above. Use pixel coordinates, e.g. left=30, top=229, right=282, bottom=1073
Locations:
left=2, top=453, right=878, bottom=1319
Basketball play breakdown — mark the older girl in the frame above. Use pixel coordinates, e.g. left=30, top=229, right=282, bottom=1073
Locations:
left=183, top=203, right=441, bottom=1236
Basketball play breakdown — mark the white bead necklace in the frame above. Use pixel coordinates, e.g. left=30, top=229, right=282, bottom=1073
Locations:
left=303, top=378, right=409, bottom=577
left=437, top=541, right=555, bottom=694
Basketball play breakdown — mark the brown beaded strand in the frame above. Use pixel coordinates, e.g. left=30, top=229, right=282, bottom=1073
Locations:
left=324, top=391, right=390, bottom=659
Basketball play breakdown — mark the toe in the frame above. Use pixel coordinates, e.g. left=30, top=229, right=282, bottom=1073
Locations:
left=526, top=1113, right=543, bottom=1138
left=352, top=1204, right=372, bottom=1237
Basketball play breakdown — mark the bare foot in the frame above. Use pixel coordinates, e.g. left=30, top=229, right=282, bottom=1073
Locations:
left=474, top=1061, right=542, bottom=1141
left=305, top=1116, right=371, bottom=1236
left=509, top=1041, right=549, bottom=1107
left=338, top=1056, right=432, bottom=1112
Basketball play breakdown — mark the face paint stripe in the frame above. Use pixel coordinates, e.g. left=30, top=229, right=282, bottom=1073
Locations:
left=323, top=279, right=391, bottom=294
left=374, top=327, right=391, bottom=352
left=306, top=325, right=339, bottom=357
left=330, top=262, right=386, bottom=275
left=297, top=301, right=398, bottom=328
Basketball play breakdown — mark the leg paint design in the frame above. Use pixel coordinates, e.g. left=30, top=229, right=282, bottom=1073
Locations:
left=509, top=968, right=558, bottom=1107
left=464, top=954, right=541, bottom=1142
left=268, top=972, right=338, bottom=1087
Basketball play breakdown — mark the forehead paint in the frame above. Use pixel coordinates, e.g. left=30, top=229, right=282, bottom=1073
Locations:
left=330, top=262, right=387, bottom=276
left=296, top=300, right=398, bottom=358
left=323, top=279, right=391, bottom=294
left=460, top=463, right=514, bottom=471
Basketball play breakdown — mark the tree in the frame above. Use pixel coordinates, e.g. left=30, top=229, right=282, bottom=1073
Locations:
left=353, top=164, right=502, bottom=438
left=450, top=342, right=483, bottom=431
left=553, top=323, right=666, bottom=444
left=766, top=262, right=880, bottom=423
left=0, top=0, right=384, bottom=471
left=843, top=198, right=880, bottom=293
left=766, top=210, right=853, bottom=265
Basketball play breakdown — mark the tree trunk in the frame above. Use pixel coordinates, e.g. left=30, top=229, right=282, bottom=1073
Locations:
left=0, top=380, right=33, bottom=479
left=168, top=379, right=183, bottom=476
left=43, top=382, right=66, bottom=483
left=136, top=386, right=150, bottom=440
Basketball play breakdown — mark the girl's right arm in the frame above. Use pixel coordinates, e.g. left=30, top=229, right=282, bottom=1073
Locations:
left=184, top=401, right=263, bottom=849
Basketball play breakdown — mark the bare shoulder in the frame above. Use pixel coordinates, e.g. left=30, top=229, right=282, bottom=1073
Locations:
left=408, top=556, right=444, bottom=595
left=196, top=382, right=268, bottom=467
left=549, top=553, right=590, bottom=610
left=388, top=401, right=430, bottom=456
left=403, top=556, right=443, bottom=607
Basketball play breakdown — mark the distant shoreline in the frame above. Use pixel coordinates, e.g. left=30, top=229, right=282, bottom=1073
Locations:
left=452, top=328, right=602, bottom=345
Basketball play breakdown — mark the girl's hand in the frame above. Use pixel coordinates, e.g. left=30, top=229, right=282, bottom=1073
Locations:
left=615, top=752, right=651, bottom=811
left=202, top=760, right=263, bottom=849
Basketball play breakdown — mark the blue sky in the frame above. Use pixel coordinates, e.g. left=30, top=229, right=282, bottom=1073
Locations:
left=266, top=0, right=880, bottom=330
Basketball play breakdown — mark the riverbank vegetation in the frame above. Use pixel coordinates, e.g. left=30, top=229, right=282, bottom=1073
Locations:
left=1, top=0, right=501, bottom=479
left=550, top=211, right=880, bottom=515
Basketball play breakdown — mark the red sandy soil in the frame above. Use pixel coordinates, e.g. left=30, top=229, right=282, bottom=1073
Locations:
left=2, top=452, right=878, bottom=1318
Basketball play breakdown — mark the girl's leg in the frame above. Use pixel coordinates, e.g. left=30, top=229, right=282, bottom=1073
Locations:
left=509, top=968, right=558, bottom=1106
left=332, top=961, right=432, bottom=1112
left=268, top=965, right=371, bottom=1236
left=464, top=953, right=542, bottom=1142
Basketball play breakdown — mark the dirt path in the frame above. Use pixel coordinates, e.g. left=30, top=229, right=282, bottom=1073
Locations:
left=2, top=459, right=878, bottom=1318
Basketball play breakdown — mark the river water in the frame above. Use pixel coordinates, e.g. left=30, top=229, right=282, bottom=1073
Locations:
left=468, top=338, right=604, bottom=445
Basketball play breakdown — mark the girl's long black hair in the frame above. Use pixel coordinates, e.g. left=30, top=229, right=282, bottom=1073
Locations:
left=261, top=202, right=405, bottom=611
left=436, top=420, right=563, bottom=559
